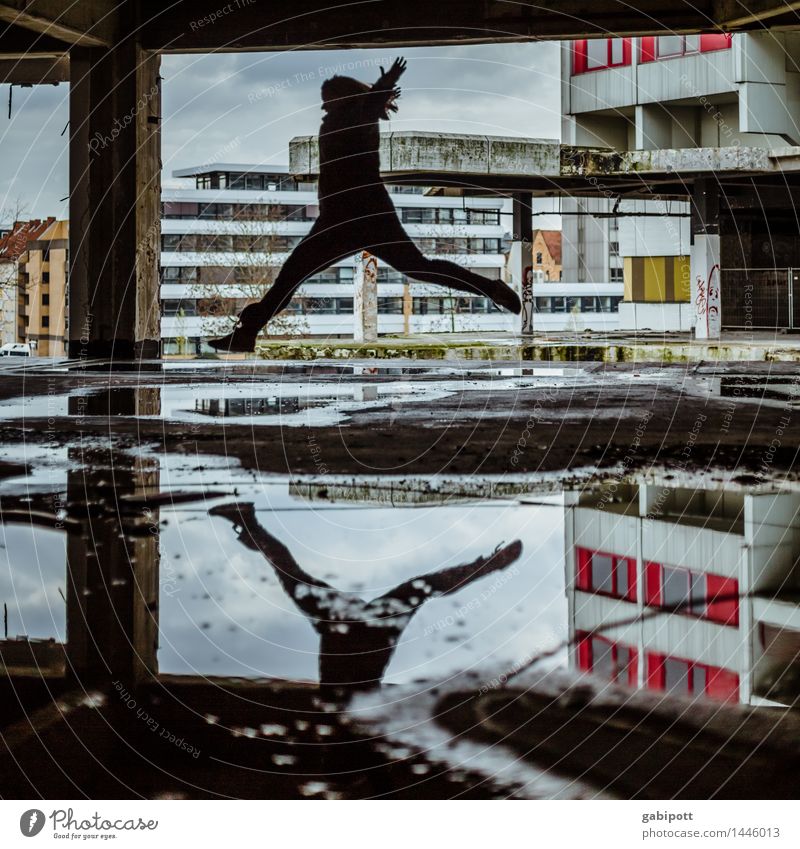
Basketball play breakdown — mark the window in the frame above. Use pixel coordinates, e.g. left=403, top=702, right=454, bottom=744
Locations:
left=577, top=633, right=638, bottom=687
left=378, top=296, right=404, bottom=314
left=576, top=547, right=637, bottom=601
left=413, top=297, right=446, bottom=315
left=42, top=294, right=49, bottom=306
left=645, top=562, right=739, bottom=626
left=572, top=38, right=632, bottom=74
left=41, top=315, right=49, bottom=327
left=646, top=653, right=739, bottom=702
left=640, top=33, right=732, bottom=62
left=535, top=252, right=543, bottom=264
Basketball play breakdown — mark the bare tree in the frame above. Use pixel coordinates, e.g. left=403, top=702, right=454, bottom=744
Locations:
left=186, top=204, right=309, bottom=344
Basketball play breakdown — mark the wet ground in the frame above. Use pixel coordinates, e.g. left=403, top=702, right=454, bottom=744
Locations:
left=1, top=358, right=800, bottom=798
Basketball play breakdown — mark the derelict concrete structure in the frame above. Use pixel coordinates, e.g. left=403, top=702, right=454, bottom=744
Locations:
left=3, top=1, right=800, bottom=354
left=292, top=133, right=800, bottom=338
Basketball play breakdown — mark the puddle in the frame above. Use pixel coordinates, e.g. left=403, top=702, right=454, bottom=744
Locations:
left=0, top=370, right=593, bottom=427
left=2, top=441, right=799, bottom=706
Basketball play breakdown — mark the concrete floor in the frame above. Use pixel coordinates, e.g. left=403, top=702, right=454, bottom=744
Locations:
left=1, top=356, right=800, bottom=798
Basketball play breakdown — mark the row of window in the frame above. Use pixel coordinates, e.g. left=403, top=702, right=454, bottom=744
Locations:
left=161, top=235, right=504, bottom=255
left=534, top=296, right=622, bottom=314
left=162, top=234, right=304, bottom=253
left=162, top=201, right=500, bottom=226
left=576, top=547, right=739, bottom=626
left=572, top=34, right=732, bottom=74
left=400, top=207, right=501, bottom=225
left=162, top=202, right=317, bottom=221
left=193, top=173, right=315, bottom=192
left=576, top=633, right=740, bottom=702
left=160, top=265, right=496, bottom=287
left=162, top=295, right=503, bottom=317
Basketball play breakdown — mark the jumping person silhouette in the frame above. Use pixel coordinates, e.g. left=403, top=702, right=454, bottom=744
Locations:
left=210, top=502, right=523, bottom=690
left=208, top=58, right=522, bottom=352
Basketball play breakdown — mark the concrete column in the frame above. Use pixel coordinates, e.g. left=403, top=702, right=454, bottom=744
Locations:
left=68, top=41, right=161, bottom=359
left=65, top=446, right=160, bottom=689
left=690, top=179, right=722, bottom=340
left=353, top=250, right=378, bottom=342
left=511, top=193, right=533, bottom=335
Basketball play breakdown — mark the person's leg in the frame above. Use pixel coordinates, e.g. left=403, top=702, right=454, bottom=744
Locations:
left=207, top=220, right=351, bottom=352
left=209, top=502, right=341, bottom=620
left=368, top=224, right=521, bottom=314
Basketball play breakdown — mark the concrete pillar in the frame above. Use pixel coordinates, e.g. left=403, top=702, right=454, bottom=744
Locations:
left=65, top=446, right=160, bottom=689
left=690, top=179, right=722, bottom=340
left=511, top=193, right=533, bottom=335
left=68, top=41, right=161, bottom=359
left=353, top=250, right=378, bottom=342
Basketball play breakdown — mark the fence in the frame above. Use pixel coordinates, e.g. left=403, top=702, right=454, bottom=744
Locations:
left=722, top=268, right=800, bottom=330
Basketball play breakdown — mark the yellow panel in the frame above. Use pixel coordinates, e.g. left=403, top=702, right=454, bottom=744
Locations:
left=674, top=255, right=691, bottom=302
left=623, top=256, right=634, bottom=301
left=643, top=256, right=666, bottom=303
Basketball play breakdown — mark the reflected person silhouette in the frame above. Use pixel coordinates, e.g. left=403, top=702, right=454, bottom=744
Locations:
left=208, top=57, right=521, bottom=352
left=210, top=502, right=523, bottom=690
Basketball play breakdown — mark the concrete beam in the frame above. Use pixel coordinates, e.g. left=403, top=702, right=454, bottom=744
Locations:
left=715, top=0, right=800, bottom=27
left=0, top=54, right=67, bottom=83
left=141, top=0, right=723, bottom=53
left=291, top=132, right=800, bottom=202
left=0, top=22, right=72, bottom=58
left=0, top=1, right=116, bottom=47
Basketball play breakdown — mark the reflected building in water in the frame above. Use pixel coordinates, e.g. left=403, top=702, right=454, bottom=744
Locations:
left=565, top=477, right=800, bottom=706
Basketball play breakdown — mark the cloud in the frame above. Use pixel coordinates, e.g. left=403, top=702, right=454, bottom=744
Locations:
left=1, top=43, right=560, bottom=218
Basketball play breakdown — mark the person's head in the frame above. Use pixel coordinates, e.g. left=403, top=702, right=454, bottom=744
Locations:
left=321, top=76, right=370, bottom=112
left=321, top=75, right=398, bottom=119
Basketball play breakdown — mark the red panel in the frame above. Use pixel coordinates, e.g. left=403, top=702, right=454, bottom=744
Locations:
left=576, top=547, right=591, bottom=590
left=576, top=632, right=591, bottom=671
left=706, top=574, right=740, bottom=626
left=572, top=39, right=588, bottom=74
left=700, top=33, right=733, bottom=53
left=640, top=36, right=657, bottom=63
left=621, top=38, right=632, bottom=65
left=645, top=562, right=662, bottom=606
left=628, top=647, right=639, bottom=687
left=626, top=557, right=638, bottom=602
left=705, top=666, right=740, bottom=702
left=646, top=652, right=665, bottom=690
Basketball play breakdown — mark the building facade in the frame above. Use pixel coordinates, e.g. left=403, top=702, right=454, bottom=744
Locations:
left=565, top=474, right=800, bottom=707
left=0, top=218, right=65, bottom=353
left=530, top=229, right=563, bottom=282
left=160, top=164, right=517, bottom=354
left=561, top=32, right=800, bottom=332
left=17, top=219, right=69, bottom=356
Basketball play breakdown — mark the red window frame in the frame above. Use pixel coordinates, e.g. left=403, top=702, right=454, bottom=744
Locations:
left=644, top=562, right=739, bottom=626
left=576, top=547, right=637, bottom=601
left=572, top=38, right=632, bottom=74
left=640, top=33, right=732, bottom=63
left=646, top=652, right=739, bottom=703
left=577, top=632, right=638, bottom=687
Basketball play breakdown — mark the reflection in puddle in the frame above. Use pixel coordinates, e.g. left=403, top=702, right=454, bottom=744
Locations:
left=0, top=369, right=591, bottom=427
left=565, top=479, right=800, bottom=707
left=2, top=442, right=800, bottom=711
left=160, top=490, right=565, bottom=687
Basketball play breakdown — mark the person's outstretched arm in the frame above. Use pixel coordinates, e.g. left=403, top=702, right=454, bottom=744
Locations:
left=366, top=57, right=407, bottom=120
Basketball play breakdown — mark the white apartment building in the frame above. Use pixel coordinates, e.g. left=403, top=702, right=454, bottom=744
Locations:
left=160, top=164, right=516, bottom=354
left=565, top=476, right=800, bottom=707
left=561, top=32, right=800, bottom=332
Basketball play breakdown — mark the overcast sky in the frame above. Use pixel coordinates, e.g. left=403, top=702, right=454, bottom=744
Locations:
left=0, top=42, right=560, bottom=221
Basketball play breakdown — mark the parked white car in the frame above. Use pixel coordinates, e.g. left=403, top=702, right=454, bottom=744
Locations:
left=0, top=342, right=32, bottom=357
